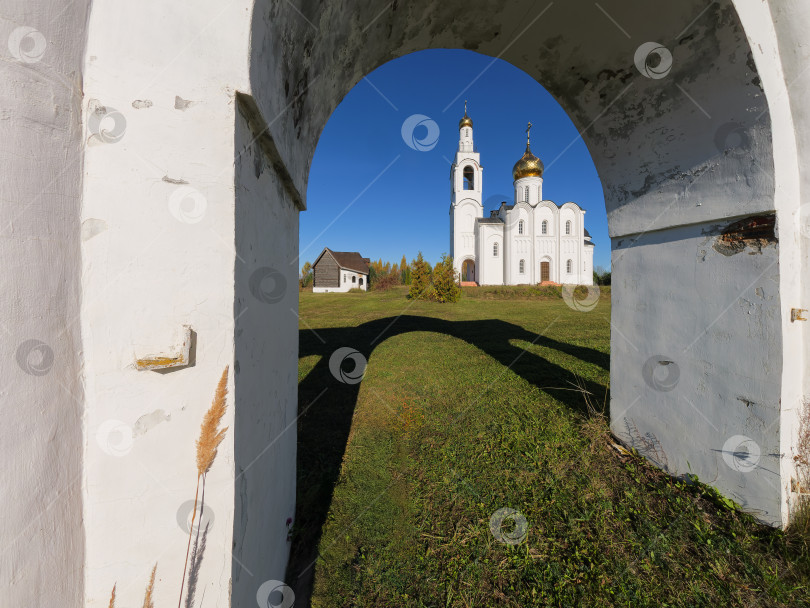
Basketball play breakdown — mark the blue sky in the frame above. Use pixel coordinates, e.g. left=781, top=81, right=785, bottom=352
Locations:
left=301, top=49, right=610, bottom=272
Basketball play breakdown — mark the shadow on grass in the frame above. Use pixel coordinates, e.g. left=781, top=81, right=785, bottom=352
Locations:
left=285, top=314, right=608, bottom=603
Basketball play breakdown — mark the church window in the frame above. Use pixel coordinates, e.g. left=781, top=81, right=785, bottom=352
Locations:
left=519, top=259, right=525, bottom=274
left=463, top=166, right=474, bottom=190
left=352, top=275, right=356, bottom=283
left=518, top=220, right=524, bottom=235
left=343, top=273, right=346, bottom=282
left=566, top=259, right=573, bottom=274
left=493, top=242, right=499, bottom=257
left=524, top=186, right=529, bottom=202
left=565, top=220, right=572, bottom=235
left=541, top=220, right=548, bottom=235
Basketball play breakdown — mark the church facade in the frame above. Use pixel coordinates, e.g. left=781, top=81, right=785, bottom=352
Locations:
left=449, top=107, right=594, bottom=286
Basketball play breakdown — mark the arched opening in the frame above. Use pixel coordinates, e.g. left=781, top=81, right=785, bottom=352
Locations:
left=235, top=3, right=785, bottom=603
left=542, top=219, right=548, bottom=235
left=518, top=220, right=524, bottom=235
left=461, top=259, right=475, bottom=282
left=463, top=165, right=475, bottom=190
left=565, top=219, right=572, bottom=235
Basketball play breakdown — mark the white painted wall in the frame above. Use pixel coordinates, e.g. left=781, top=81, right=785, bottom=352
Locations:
left=478, top=225, right=504, bottom=285
left=611, top=217, right=783, bottom=522
left=80, top=1, right=252, bottom=605
left=313, top=269, right=368, bottom=292
left=232, top=103, right=300, bottom=606
left=0, top=3, right=90, bottom=606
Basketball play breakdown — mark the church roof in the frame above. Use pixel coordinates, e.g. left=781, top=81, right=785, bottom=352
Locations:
left=584, top=228, right=591, bottom=238
left=477, top=217, right=504, bottom=224
left=314, top=248, right=370, bottom=274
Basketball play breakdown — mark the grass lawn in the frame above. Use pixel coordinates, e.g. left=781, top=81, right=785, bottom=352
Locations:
left=287, top=286, right=810, bottom=607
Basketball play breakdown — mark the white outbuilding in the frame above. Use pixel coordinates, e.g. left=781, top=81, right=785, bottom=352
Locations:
left=311, top=248, right=370, bottom=292
left=449, top=107, right=594, bottom=286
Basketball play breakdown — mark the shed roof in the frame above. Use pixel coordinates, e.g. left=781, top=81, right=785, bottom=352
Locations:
left=314, top=248, right=370, bottom=274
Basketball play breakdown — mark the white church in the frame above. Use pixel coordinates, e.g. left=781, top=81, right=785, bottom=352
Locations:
left=449, top=105, right=594, bottom=286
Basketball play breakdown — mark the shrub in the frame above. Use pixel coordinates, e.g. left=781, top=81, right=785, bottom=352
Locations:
left=408, top=252, right=432, bottom=300
left=371, top=272, right=400, bottom=291
left=430, top=254, right=461, bottom=303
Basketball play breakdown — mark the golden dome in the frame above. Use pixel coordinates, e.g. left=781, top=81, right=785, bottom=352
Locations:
left=459, top=100, right=473, bottom=129
left=512, top=122, right=544, bottom=180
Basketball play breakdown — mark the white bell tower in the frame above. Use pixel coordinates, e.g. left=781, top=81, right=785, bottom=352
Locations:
left=449, top=101, right=483, bottom=283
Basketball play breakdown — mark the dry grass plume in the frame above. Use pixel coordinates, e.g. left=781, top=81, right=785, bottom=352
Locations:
left=142, top=563, right=157, bottom=608
left=108, top=584, right=116, bottom=608
left=179, top=366, right=229, bottom=608
left=196, top=366, right=230, bottom=476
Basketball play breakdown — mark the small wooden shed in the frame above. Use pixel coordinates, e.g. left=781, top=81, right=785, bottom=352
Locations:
left=312, top=248, right=370, bottom=293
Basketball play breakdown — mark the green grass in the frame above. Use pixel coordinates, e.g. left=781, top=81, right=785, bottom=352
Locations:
left=289, top=286, right=810, bottom=607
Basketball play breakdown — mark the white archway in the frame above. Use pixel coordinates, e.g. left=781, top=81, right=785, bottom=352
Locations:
left=3, top=1, right=810, bottom=606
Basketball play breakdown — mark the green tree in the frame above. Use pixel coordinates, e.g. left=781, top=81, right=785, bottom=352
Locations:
left=593, top=265, right=611, bottom=286
left=430, top=254, right=462, bottom=303
left=408, top=252, right=432, bottom=300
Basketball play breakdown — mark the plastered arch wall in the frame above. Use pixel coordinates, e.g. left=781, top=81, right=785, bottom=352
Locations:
left=2, top=1, right=810, bottom=606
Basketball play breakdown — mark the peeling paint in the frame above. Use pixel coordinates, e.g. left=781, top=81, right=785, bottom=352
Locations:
left=81, top=218, right=107, bottom=241
left=132, top=409, right=171, bottom=437
left=174, top=95, right=196, bottom=110
left=162, top=175, right=189, bottom=184
left=712, top=214, right=776, bottom=256
left=131, top=99, right=153, bottom=109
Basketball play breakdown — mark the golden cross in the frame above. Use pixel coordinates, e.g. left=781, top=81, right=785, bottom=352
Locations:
left=526, top=121, right=532, bottom=144
left=464, top=100, right=468, bottom=115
